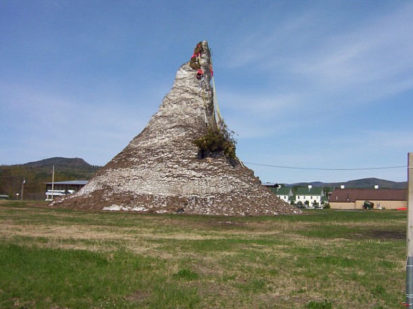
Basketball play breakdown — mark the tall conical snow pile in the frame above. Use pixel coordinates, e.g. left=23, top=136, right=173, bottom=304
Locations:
left=53, top=41, right=299, bottom=216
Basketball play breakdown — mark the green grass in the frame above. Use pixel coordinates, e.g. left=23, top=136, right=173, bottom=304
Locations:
left=0, top=201, right=407, bottom=308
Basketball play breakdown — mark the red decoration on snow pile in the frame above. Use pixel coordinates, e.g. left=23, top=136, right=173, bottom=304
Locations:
left=196, top=69, right=204, bottom=80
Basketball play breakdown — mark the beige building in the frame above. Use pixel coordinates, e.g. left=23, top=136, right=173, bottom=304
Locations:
left=329, top=188, right=406, bottom=210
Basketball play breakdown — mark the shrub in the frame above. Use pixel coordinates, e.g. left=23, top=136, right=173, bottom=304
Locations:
left=323, top=203, right=331, bottom=209
left=363, top=201, right=374, bottom=210
left=193, top=126, right=236, bottom=162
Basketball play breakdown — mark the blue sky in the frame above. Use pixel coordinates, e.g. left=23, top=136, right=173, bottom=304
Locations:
left=1, top=0, right=412, bottom=183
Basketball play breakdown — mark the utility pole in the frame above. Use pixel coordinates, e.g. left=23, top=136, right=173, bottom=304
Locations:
left=21, top=178, right=25, bottom=201
left=51, top=165, right=55, bottom=200
left=407, top=153, right=413, bottom=308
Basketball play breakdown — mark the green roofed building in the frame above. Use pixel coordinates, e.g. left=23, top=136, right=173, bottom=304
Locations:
left=295, top=186, right=324, bottom=209
left=269, top=186, right=293, bottom=204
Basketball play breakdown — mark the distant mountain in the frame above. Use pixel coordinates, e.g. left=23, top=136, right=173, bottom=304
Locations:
left=2, top=157, right=407, bottom=201
left=0, top=157, right=101, bottom=200
left=23, top=157, right=93, bottom=169
left=290, top=177, right=407, bottom=189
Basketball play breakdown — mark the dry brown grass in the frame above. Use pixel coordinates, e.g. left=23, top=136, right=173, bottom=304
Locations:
left=0, top=202, right=406, bottom=308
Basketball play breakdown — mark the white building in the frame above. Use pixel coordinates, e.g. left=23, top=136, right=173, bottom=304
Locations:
left=295, top=186, right=325, bottom=208
left=45, top=180, right=87, bottom=201
left=272, top=186, right=293, bottom=203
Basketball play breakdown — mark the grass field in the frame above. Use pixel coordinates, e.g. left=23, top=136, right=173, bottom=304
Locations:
left=0, top=201, right=407, bottom=308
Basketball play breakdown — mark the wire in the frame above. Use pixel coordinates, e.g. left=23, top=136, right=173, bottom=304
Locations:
left=244, top=161, right=407, bottom=171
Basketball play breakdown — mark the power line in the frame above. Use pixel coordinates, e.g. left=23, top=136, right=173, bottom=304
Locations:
left=244, top=161, right=407, bottom=171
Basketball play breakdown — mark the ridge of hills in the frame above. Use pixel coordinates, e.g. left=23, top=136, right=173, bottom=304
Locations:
left=0, top=157, right=100, bottom=200
left=0, top=157, right=407, bottom=200
left=289, top=177, right=407, bottom=189
left=22, top=157, right=93, bottom=169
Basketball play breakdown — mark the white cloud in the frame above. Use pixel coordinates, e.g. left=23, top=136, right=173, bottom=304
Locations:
left=226, top=11, right=317, bottom=69
left=293, top=11, right=413, bottom=89
left=0, top=83, right=160, bottom=165
left=220, top=90, right=301, bottom=115
left=217, top=89, right=305, bottom=139
left=225, top=2, right=413, bottom=107
left=356, top=130, right=413, bottom=150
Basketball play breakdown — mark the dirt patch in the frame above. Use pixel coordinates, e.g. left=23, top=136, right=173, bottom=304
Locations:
left=215, top=220, right=245, bottom=226
left=126, top=290, right=151, bottom=302
left=365, top=229, right=405, bottom=240
left=0, top=222, right=226, bottom=242
left=196, top=220, right=247, bottom=230
left=333, top=220, right=404, bottom=227
left=344, top=229, right=405, bottom=240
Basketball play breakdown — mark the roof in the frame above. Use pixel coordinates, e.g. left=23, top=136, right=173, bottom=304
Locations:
left=271, top=187, right=291, bottom=195
left=329, top=188, right=407, bottom=202
left=46, top=180, right=88, bottom=185
left=296, top=187, right=323, bottom=196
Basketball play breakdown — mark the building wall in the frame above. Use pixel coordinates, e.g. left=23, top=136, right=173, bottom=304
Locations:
left=354, top=200, right=405, bottom=210
left=295, top=195, right=322, bottom=206
left=330, top=202, right=356, bottom=209
left=331, top=200, right=405, bottom=209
